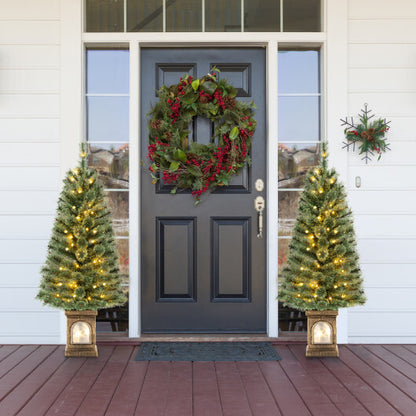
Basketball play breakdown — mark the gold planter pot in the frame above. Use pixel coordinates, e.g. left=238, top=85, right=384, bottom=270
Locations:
left=305, top=310, right=339, bottom=358
left=65, top=310, right=98, bottom=357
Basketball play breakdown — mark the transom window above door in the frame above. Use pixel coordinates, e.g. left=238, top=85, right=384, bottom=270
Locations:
left=85, top=0, right=321, bottom=32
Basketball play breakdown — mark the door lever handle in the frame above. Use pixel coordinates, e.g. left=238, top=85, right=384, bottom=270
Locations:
left=254, top=196, right=265, bottom=239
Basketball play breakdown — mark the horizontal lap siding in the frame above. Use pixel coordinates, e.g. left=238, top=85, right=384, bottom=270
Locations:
left=347, top=0, right=416, bottom=343
left=0, top=1, right=61, bottom=343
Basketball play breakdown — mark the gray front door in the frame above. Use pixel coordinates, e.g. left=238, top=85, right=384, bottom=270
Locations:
left=141, top=48, right=266, bottom=333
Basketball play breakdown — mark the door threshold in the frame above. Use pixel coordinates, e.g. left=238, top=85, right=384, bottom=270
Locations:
left=97, top=333, right=306, bottom=345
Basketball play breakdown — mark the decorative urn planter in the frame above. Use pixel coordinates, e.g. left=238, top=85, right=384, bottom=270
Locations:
left=65, top=310, right=98, bottom=357
left=305, top=310, right=339, bottom=358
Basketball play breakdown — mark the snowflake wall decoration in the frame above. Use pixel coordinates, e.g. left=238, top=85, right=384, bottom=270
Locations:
left=341, top=104, right=391, bottom=163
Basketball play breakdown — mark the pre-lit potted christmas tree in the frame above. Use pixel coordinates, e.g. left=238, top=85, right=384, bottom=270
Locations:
left=278, top=143, right=365, bottom=357
left=37, top=147, right=126, bottom=357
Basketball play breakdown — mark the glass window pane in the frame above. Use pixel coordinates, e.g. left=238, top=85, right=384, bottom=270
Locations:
left=278, top=142, right=320, bottom=189
left=87, top=50, right=129, bottom=94
left=87, top=97, right=129, bottom=141
left=116, top=239, right=129, bottom=281
left=166, top=0, right=202, bottom=32
left=283, top=0, right=321, bottom=32
left=87, top=143, right=129, bottom=189
left=278, top=191, right=301, bottom=236
left=278, top=96, right=320, bottom=141
left=278, top=50, right=319, bottom=94
left=105, top=191, right=129, bottom=236
left=206, top=0, right=241, bottom=32
left=278, top=238, right=290, bottom=282
left=86, top=0, right=124, bottom=32
left=127, top=0, right=163, bottom=32
left=244, top=0, right=280, bottom=32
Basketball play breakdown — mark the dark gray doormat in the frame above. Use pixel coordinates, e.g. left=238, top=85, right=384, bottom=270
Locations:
left=135, top=342, right=281, bottom=361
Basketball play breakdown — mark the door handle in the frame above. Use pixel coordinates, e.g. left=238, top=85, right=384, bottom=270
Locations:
left=254, top=196, right=265, bottom=239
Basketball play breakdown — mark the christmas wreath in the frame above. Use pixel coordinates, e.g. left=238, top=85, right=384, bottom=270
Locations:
left=147, top=69, right=256, bottom=203
left=341, top=104, right=391, bottom=163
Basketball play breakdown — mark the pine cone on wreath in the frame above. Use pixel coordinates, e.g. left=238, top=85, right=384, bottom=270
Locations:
left=199, top=95, right=209, bottom=104
left=224, top=96, right=236, bottom=110
left=151, top=119, right=162, bottom=130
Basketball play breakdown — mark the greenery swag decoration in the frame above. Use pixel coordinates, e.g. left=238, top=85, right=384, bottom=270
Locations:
left=278, top=142, right=366, bottom=311
left=341, top=103, right=391, bottom=163
left=37, top=148, right=127, bottom=311
left=147, top=69, right=256, bottom=203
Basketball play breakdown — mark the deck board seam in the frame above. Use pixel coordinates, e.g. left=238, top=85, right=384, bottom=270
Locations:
left=213, top=361, right=225, bottom=416
left=340, top=345, right=408, bottom=415
left=235, top=361, right=257, bottom=416
left=287, top=344, right=365, bottom=416
left=275, top=347, right=315, bottom=416
left=382, top=345, right=416, bottom=369
left=363, top=345, right=416, bottom=382
left=347, top=345, right=416, bottom=405
left=13, top=346, right=67, bottom=416
left=132, top=360, right=150, bottom=416
left=0, top=345, right=20, bottom=364
left=0, top=345, right=54, bottom=400
left=102, top=346, right=135, bottom=416
left=0, top=346, right=39, bottom=380
left=71, top=346, right=116, bottom=416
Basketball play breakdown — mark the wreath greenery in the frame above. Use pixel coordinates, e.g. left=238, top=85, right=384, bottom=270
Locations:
left=147, top=69, right=256, bottom=203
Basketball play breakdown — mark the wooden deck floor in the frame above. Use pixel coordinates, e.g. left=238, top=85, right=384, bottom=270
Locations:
left=0, top=344, right=415, bottom=416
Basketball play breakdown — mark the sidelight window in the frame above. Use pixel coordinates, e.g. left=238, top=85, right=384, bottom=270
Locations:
left=85, top=48, right=130, bottom=333
left=277, top=48, right=321, bottom=333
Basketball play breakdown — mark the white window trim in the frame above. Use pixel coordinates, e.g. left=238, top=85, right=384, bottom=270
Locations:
left=61, top=0, right=349, bottom=342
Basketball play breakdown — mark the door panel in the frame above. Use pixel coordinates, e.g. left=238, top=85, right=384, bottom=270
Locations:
left=141, top=48, right=266, bottom=332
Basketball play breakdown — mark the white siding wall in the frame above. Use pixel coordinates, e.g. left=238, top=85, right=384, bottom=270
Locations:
left=347, top=0, right=416, bottom=343
left=0, top=0, right=61, bottom=343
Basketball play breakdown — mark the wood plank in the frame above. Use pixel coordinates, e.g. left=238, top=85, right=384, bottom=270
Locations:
left=75, top=346, right=134, bottom=416
left=193, top=362, right=223, bottom=416
left=45, top=346, right=114, bottom=416
left=0, top=346, right=38, bottom=378
left=322, top=348, right=400, bottom=416
left=164, top=362, right=193, bottom=416
left=341, top=345, right=416, bottom=415
left=288, top=344, right=370, bottom=416
left=134, top=361, right=171, bottom=416
left=0, top=346, right=65, bottom=416
left=0, top=345, right=56, bottom=401
left=347, top=345, right=416, bottom=401
left=259, top=360, right=311, bottom=416
left=0, top=345, right=20, bottom=363
left=383, top=345, right=416, bottom=368
left=277, top=346, right=343, bottom=416
left=404, top=345, right=416, bottom=354
left=237, top=362, right=282, bottom=416
left=105, top=350, right=148, bottom=416
left=17, top=353, right=86, bottom=416
left=214, top=361, right=252, bottom=416
left=364, top=345, right=416, bottom=381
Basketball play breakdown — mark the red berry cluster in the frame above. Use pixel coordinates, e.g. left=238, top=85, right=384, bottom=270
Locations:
left=213, top=89, right=225, bottom=110
left=167, top=97, right=181, bottom=124
left=162, top=171, right=179, bottom=184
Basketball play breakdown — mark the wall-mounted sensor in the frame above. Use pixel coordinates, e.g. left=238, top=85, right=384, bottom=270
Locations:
left=355, top=176, right=361, bottom=188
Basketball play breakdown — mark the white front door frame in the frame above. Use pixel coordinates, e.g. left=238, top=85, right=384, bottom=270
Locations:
left=61, top=0, right=349, bottom=342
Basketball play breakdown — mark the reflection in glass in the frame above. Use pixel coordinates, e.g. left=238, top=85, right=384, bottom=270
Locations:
left=284, top=0, right=321, bottom=32
left=87, top=50, right=129, bottom=94
left=278, top=143, right=320, bottom=189
left=127, top=0, right=163, bottom=32
left=97, top=292, right=129, bottom=333
left=116, top=239, right=129, bottom=280
left=244, top=0, right=280, bottom=32
left=87, top=143, right=129, bottom=189
left=166, top=0, right=202, bottom=32
left=278, top=96, right=320, bottom=141
left=278, top=50, right=320, bottom=94
left=86, top=0, right=124, bottom=32
left=105, top=191, right=129, bottom=236
left=206, top=0, right=241, bottom=32
left=87, top=97, right=129, bottom=141
left=278, top=191, right=301, bottom=236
